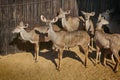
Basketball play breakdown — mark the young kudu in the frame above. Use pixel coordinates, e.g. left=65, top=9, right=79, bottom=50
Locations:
left=81, top=11, right=95, bottom=48
left=57, top=8, right=84, bottom=32
left=12, top=21, right=49, bottom=62
left=94, top=14, right=120, bottom=72
left=41, top=15, right=90, bottom=70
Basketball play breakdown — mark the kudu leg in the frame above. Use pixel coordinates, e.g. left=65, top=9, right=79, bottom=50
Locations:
left=91, top=37, right=94, bottom=49
left=103, top=49, right=115, bottom=66
left=82, top=45, right=89, bottom=67
left=103, top=53, right=115, bottom=66
left=90, top=33, right=95, bottom=51
left=85, top=49, right=89, bottom=67
left=89, top=37, right=96, bottom=52
left=111, top=54, right=116, bottom=64
left=57, top=49, right=63, bottom=71
left=113, top=51, right=119, bottom=72
left=95, top=46, right=100, bottom=65
left=103, top=53, right=107, bottom=66
left=34, top=43, right=39, bottom=62
left=98, top=52, right=101, bottom=63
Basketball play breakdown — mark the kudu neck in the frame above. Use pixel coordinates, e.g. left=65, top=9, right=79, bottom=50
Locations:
left=49, top=23, right=53, bottom=30
left=96, top=22, right=103, bottom=30
left=20, top=28, right=32, bottom=41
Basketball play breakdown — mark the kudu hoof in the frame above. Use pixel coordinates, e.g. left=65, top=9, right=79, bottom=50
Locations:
left=33, top=57, right=38, bottom=62
left=85, top=64, right=88, bottom=68
left=95, top=61, right=100, bottom=65
left=103, top=63, right=107, bottom=67
left=97, top=61, right=100, bottom=64
left=113, top=69, right=118, bottom=73
left=34, top=59, right=38, bottom=63
left=114, top=70, right=118, bottom=73
left=35, top=60, right=38, bottom=63
left=56, top=66, right=60, bottom=71
left=94, top=62, right=99, bottom=66
left=85, top=65, right=88, bottom=68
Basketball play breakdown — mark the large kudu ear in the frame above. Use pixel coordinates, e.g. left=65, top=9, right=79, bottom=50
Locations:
left=81, top=11, right=86, bottom=15
left=101, top=16, right=105, bottom=20
left=106, top=9, right=114, bottom=14
left=60, top=8, right=63, bottom=13
left=66, top=10, right=70, bottom=14
left=19, top=21, right=24, bottom=26
left=41, top=15, right=47, bottom=22
left=25, top=24, right=29, bottom=28
left=98, top=14, right=102, bottom=21
left=106, top=10, right=110, bottom=14
left=90, top=12, right=95, bottom=16
left=51, top=17, right=58, bottom=23
left=109, top=9, right=114, bottom=13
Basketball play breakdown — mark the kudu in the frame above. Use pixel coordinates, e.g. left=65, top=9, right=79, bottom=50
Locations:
left=41, top=15, right=90, bottom=70
left=94, top=14, right=120, bottom=72
left=81, top=11, right=95, bottom=48
left=101, top=9, right=120, bottom=33
left=12, top=21, right=49, bottom=62
left=57, top=8, right=85, bottom=32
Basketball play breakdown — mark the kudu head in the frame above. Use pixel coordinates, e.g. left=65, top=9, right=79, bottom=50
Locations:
left=41, top=15, right=58, bottom=27
left=96, top=14, right=109, bottom=30
left=81, top=11, right=95, bottom=20
left=12, top=21, right=28, bottom=34
left=101, top=9, right=114, bottom=20
left=57, top=8, right=70, bottom=18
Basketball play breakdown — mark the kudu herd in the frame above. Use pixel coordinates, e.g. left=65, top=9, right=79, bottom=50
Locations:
left=12, top=8, right=120, bottom=72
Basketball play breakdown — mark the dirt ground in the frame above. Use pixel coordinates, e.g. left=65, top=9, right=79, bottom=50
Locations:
left=0, top=47, right=120, bottom=80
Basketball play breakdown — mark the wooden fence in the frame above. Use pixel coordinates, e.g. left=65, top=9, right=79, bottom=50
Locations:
left=0, top=0, right=119, bottom=54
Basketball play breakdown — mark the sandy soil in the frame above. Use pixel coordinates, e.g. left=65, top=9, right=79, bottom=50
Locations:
left=0, top=47, right=120, bottom=80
